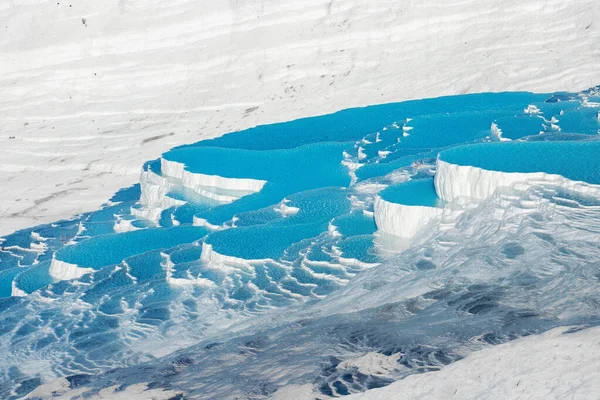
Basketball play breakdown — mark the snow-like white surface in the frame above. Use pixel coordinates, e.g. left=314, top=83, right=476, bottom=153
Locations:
left=373, top=195, right=442, bottom=238
left=346, top=325, right=600, bottom=400
left=434, top=158, right=600, bottom=203
left=2, top=0, right=599, bottom=235
left=48, top=258, right=93, bottom=281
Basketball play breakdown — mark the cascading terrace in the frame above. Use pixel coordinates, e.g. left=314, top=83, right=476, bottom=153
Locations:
left=1, top=87, right=600, bottom=399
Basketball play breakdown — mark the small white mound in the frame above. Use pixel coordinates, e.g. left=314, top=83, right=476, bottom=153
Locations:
left=113, top=217, right=140, bottom=233
left=346, top=325, right=600, bottom=400
left=374, top=196, right=442, bottom=239
left=274, top=199, right=300, bottom=217
left=193, top=216, right=224, bottom=230
left=524, top=104, right=541, bottom=115
left=48, top=258, right=94, bottom=281
left=490, top=122, right=510, bottom=142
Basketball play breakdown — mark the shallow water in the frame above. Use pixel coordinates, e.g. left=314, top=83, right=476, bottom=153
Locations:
left=379, top=178, right=443, bottom=208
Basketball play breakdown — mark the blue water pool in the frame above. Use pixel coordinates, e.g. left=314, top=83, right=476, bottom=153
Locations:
left=380, top=178, right=444, bottom=207
left=1, top=86, right=600, bottom=399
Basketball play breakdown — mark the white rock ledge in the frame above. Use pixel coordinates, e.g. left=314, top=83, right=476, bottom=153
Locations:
left=11, top=282, right=28, bottom=298
left=374, top=196, right=443, bottom=239
left=200, top=242, right=268, bottom=267
left=135, top=159, right=262, bottom=223
left=49, top=258, right=94, bottom=281
left=161, top=158, right=267, bottom=194
left=134, top=169, right=185, bottom=223
left=435, top=158, right=600, bottom=203
left=139, top=169, right=175, bottom=207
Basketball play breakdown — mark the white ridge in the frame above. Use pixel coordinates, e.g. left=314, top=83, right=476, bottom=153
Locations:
left=434, top=158, right=600, bottom=204
left=48, top=258, right=94, bottom=281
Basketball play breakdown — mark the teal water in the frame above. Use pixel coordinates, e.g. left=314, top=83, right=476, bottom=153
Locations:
left=56, top=226, right=208, bottom=269
left=380, top=178, right=443, bottom=207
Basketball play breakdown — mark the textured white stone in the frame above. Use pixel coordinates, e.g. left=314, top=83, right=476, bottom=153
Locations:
left=434, top=158, right=600, bottom=203
left=48, top=258, right=94, bottom=281
left=161, top=157, right=266, bottom=197
left=346, top=326, right=600, bottom=400
left=374, top=196, right=443, bottom=238
left=200, top=242, right=267, bottom=267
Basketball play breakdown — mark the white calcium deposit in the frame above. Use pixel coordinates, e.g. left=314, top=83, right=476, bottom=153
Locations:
left=434, top=158, right=600, bottom=204
left=1, top=0, right=599, bottom=235
left=373, top=195, right=442, bottom=239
